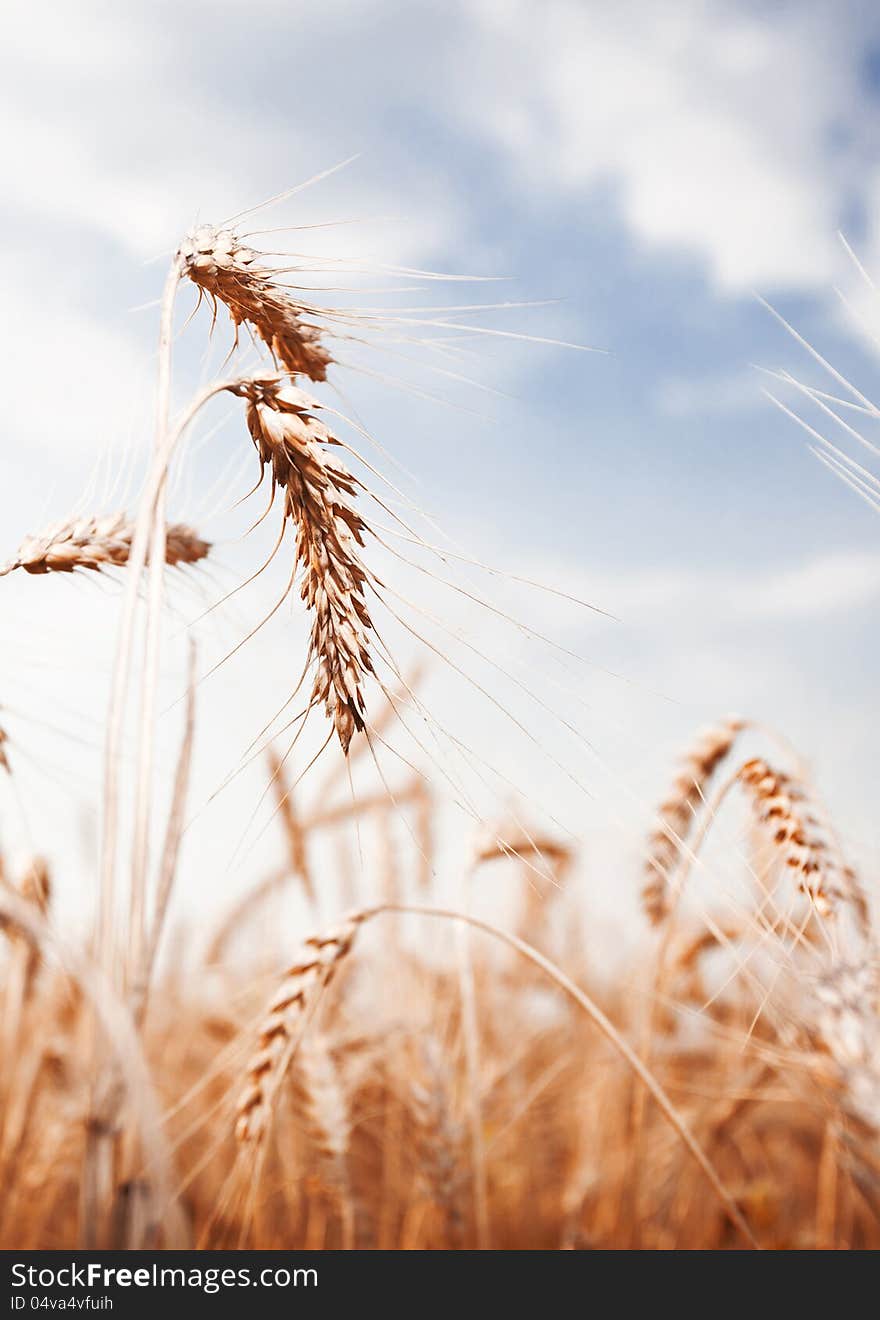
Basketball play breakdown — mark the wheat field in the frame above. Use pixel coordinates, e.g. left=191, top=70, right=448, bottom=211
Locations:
left=0, top=208, right=877, bottom=1254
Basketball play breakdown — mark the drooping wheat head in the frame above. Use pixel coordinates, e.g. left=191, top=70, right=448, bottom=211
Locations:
left=234, top=377, right=377, bottom=753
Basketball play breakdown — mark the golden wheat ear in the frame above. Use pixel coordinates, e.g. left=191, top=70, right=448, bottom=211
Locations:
left=179, top=225, right=333, bottom=382
left=232, top=377, right=377, bottom=754
left=642, top=715, right=745, bottom=924
left=738, top=757, right=866, bottom=925
left=0, top=514, right=210, bottom=577
left=814, top=959, right=880, bottom=1132
left=235, top=914, right=365, bottom=1146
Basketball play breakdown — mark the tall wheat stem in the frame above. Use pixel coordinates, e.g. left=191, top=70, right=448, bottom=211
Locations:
left=127, top=259, right=182, bottom=984
left=86, top=259, right=183, bottom=1246
left=100, top=363, right=232, bottom=983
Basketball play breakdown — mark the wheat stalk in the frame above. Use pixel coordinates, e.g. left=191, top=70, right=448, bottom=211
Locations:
left=179, top=226, right=332, bottom=382
left=234, top=913, right=365, bottom=1145
left=0, top=857, right=52, bottom=1112
left=0, top=514, right=210, bottom=578
left=234, top=377, right=377, bottom=753
left=265, top=747, right=315, bottom=908
left=642, top=715, right=745, bottom=923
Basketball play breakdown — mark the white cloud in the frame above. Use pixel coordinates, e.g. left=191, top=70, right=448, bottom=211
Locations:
left=527, top=547, right=880, bottom=628
left=461, top=0, right=860, bottom=292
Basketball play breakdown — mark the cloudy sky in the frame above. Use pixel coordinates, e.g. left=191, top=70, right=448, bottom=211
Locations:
left=2, top=0, right=880, bottom=938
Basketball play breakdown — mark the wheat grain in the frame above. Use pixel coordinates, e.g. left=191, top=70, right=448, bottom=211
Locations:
left=234, top=377, right=376, bottom=753
left=179, top=226, right=332, bottom=382
left=643, top=715, right=745, bottom=923
left=0, top=514, right=210, bottom=577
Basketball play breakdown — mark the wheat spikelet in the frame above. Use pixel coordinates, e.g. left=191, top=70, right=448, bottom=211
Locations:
left=738, top=758, right=863, bottom=922
left=234, top=914, right=364, bottom=1145
left=0, top=722, right=9, bottom=774
left=0, top=514, right=210, bottom=577
left=235, top=377, right=376, bottom=753
left=642, top=715, right=744, bottom=923
left=179, top=226, right=332, bottom=382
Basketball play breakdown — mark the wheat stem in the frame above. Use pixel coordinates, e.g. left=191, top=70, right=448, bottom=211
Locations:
left=128, top=257, right=184, bottom=988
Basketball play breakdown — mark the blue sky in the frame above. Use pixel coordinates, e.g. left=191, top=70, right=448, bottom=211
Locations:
left=2, top=0, right=879, bottom=932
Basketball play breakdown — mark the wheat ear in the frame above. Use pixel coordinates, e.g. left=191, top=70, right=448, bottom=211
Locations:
left=296, top=1033, right=355, bottom=1248
left=642, top=715, right=744, bottom=923
left=234, top=377, right=376, bottom=753
left=814, top=959, right=880, bottom=1132
left=738, top=758, right=864, bottom=923
left=179, top=226, right=332, bottom=382
left=408, top=1039, right=465, bottom=1243
left=235, top=914, right=365, bottom=1144
left=1, top=514, right=210, bottom=577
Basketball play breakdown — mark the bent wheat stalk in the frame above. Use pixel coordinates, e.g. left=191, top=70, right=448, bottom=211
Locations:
left=0, top=514, right=209, bottom=578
